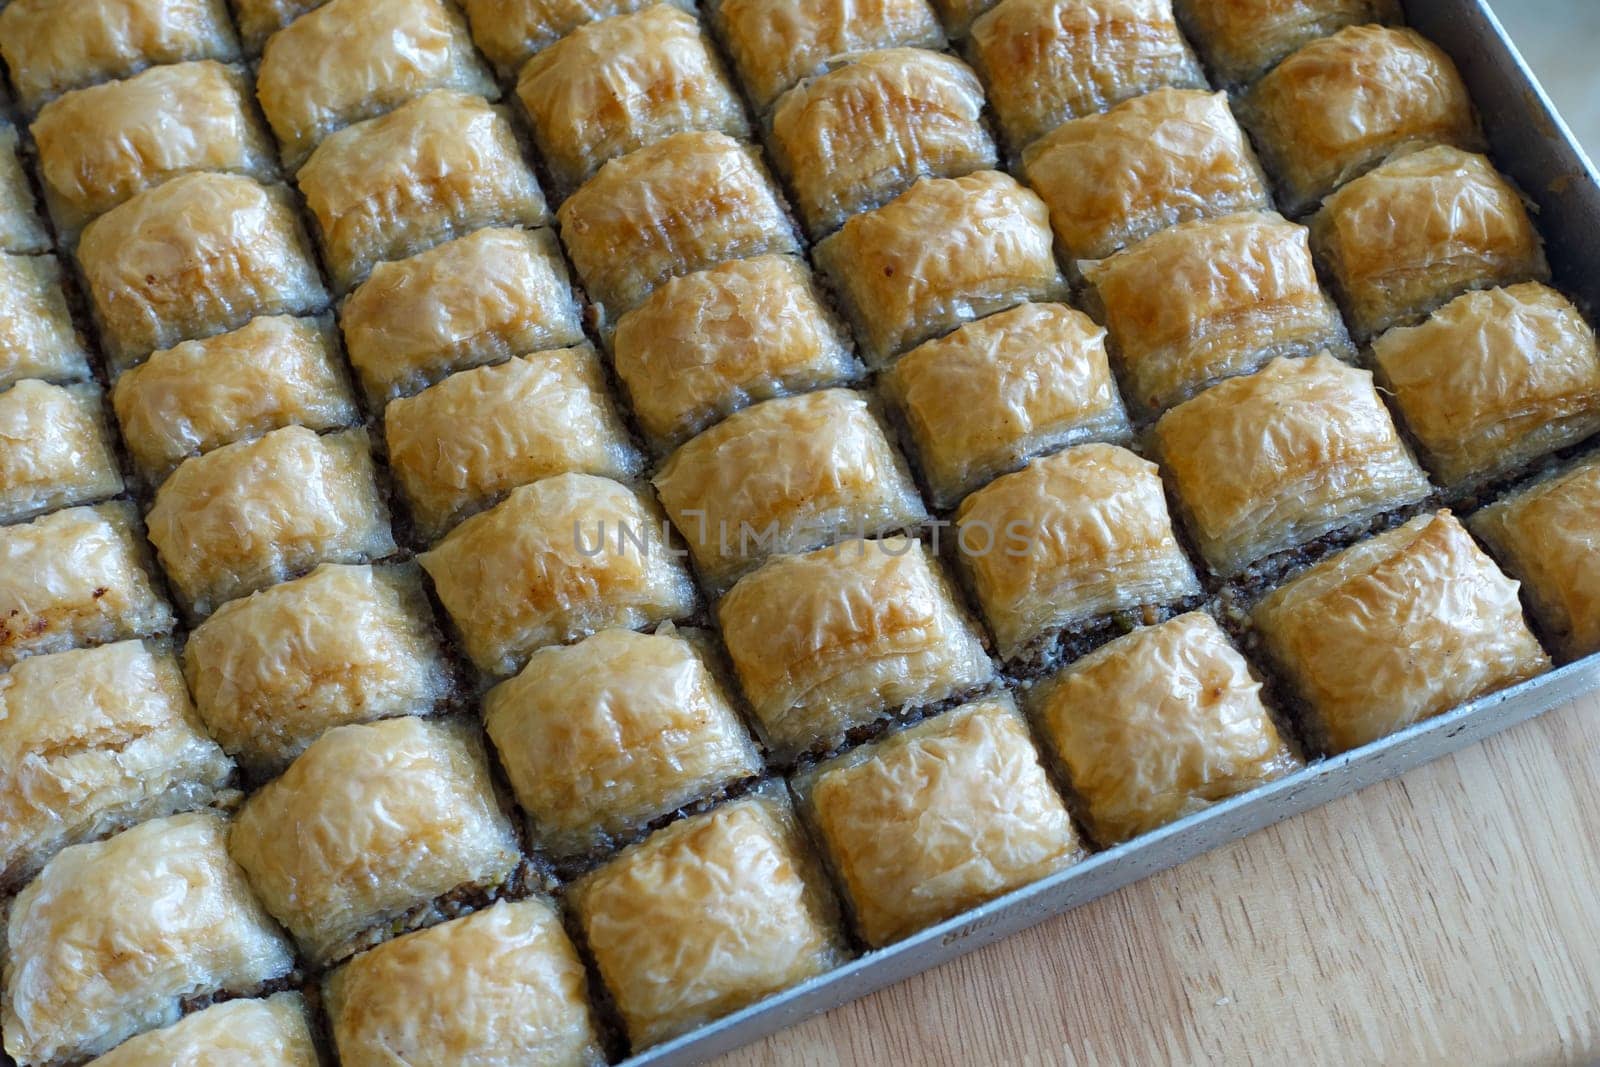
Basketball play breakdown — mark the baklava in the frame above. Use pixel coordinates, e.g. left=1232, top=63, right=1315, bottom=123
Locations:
left=882, top=302, right=1129, bottom=508
left=232, top=0, right=325, bottom=52
left=767, top=48, right=997, bottom=238
left=183, top=563, right=453, bottom=777
left=484, top=626, right=761, bottom=861
left=1029, top=611, right=1301, bottom=846
left=1311, top=145, right=1549, bottom=340
left=465, top=0, right=693, bottom=76
left=85, top=994, right=319, bottom=1067
left=228, top=715, right=521, bottom=967
left=145, top=427, right=395, bottom=618
left=1173, top=0, right=1402, bottom=85
left=0, top=254, right=94, bottom=388
left=0, top=125, right=53, bottom=253
left=419, top=473, right=696, bottom=677
left=798, top=694, right=1082, bottom=947
left=933, top=0, right=996, bottom=37
left=571, top=788, right=846, bottom=1050
left=326, top=899, right=602, bottom=1067
left=954, top=443, right=1201, bottom=660
left=2, top=812, right=294, bottom=1067
left=1082, top=211, right=1351, bottom=416
left=1253, top=511, right=1549, bottom=754
left=0, top=380, right=124, bottom=524
left=1154, top=354, right=1432, bottom=577
left=718, top=537, right=995, bottom=759
left=814, top=170, right=1065, bottom=367
left=1372, top=283, right=1600, bottom=491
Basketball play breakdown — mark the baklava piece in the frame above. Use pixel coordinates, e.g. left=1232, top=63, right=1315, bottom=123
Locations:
left=0, top=503, right=172, bottom=667
left=232, top=0, right=324, bottom=52
left=0, top=0, right=239, bottom=113
left=933, top=0, right=995, bottom=36
left=145, top=427, right=395, bottom=617
left=1022, top=88, right=1272, bottom=265
left=485, top=627, right=761, bottom=860
left=1372, top=283, right=1600, bottom=491
left=0, top=126, right=49, bottom=253
left=298, top=91, right=548, bottom=293
left=1154, top=354, right=1431, bottom=578
left=954, top=444, right=1200, bottom=660
left=78, top=173, right=327, bottom=367
left=112, top=315, right=358, bottom=485
left=516, top=4, right=748, bottom=197
left=718, top=537, right=994, bottom=759
left=386, top=345, right=641, bottom=541
left=768, top=48, right=996, bottom=238
left=0, top=254, right=93, bottom=388
left=326, top=899, right=602, bottom=1067
left=557, top=130, right=797, bottom=323
left=1083, top=211, right=1350, bottom=415
left=799, top=694, right=1082, bottom=947
left=654, top=389, right=928, bottom=590
left=883, top=303, right=1128, bottom=508
left=1029, top=612, right=1300, bottom=846
left=1255, top=512, right=1549, bottom=753
left=86, top=994, right=319, bottom=1067
left=814, top=170, right=1064, bottom=367
left=31, top=61, right=276, bottom=238
left=0, top=381, right=123, bottom=524
left=0, top=640, right=234, bottom=891
left=1471, top=455, right=1600, bottom=661
left=184, top=563, right=452, bottom=777
left=1173, top=0, right=1401, bottom=84
left=612, top=254, right=859, bottom=449
left=340, top=227, right=584, bottom=406
left=419, top=473, right=696, bottom=677
left=1243, top=26, right=1481, bottom=214
left=572, top=788, right=846, bottom=1050
left=1, top=812, right=294, bottom=1067
left=709, top=0, right=945, bottom=111
left=970, top=0, right=1206, bottom=151
left=465, top=0, right=691, bottom=76
left=229, top=716, right=521, bottom=967
left=1311, top=145, right=1549, bottom=340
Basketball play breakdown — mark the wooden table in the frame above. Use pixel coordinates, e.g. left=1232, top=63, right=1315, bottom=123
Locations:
left=718, top=693, right=1600, bottom=1065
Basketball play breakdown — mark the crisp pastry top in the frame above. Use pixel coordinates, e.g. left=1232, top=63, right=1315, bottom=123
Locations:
left=1022, top=88, right=1271, bottom=264
left=711, top=0, right=945, bottom=111
left=85, top=994, right=319, bottom=1067
left=0, top=380, right=124, bottom=524
left=954, top=443, right=1200, bottom=658
left=0, top=254, right=93, bottom=388
left=1253, top=511, right=1549, bottom=754
left=484, top=626, right=761, bottom=859
left=572, top=789, right=845, bottom=1050
left=326, top=899, right=601, bottom=1067
left=768, top=48, right=996, bottom=238
left=1030, top=612, right=1300, bottom=846
left=145, top=426, right=394, bottom=618
left=77, top=173, right=327, bottom=366
left=557, top=130, right=798, bottom=322
left=1371, top=283, right=1600, bottom=489
left=653, top=388, right=928, bottom=589
left=233, top=0, right=324, bottom=51
left=801, top=694, right=1082, bottom=947
left=970, top=0, right=1206, bottom=151
left=419, top=473, right=697, bottom=677
left=464, top=0, right=691, bottom=75
left=718, top=537, right=995, bottom=758
left=257, top=0, right=494, bottom=172
left=31, top=61, right=275, bottom=236
left=228, top=716, right=522, bottom=967
left=1154, top=354, right=1432, bottom=577
left=183, top=563, right=452, bottom=777
left=0, top=125, right=51, bottom=253
left=814, top=170, right=1065, bottom=367
left=1311, top=145, right=1548, bottom=340
left=516, top=4, right=748, bottom=196
left=298, top=90, right=549, bottom=294
left=611, top=254, right=858, bottom=449
left=1243, top=25, right=1481, bottom=213
left=2, top=812, right=294, bottom=1067
left=883, top=302, right=1127, bottom=508
left=112, top=315, right=358, bottom=484
left=386, top=345, right=642, bottom=541
left=1083, top=211, right=1348, bottom=415
left=1172, top=0, right=1402, bottom=84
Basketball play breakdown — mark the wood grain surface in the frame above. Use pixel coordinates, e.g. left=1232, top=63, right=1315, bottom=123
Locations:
left=717, top=693, right=1600, bottom=1066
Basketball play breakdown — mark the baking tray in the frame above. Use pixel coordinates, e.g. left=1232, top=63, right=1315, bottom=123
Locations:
left=623, top=1, right=1600, bottom=1063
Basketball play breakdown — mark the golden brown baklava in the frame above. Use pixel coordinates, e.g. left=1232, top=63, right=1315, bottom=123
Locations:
left=85, top=994, right=319, bottom=1067
left=0, top=380, right=124, bottom=524
left=0, top=125, right=50, bottom=253
left=465, top=0, right=693, bottom=76
left=1173, top=0, right=1401, bottom=85
left=0, top=254, right=94, bottom=388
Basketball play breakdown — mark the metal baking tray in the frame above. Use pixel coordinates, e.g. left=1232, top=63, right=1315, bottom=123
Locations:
left=627, top=2, right=1600, bottom=1062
